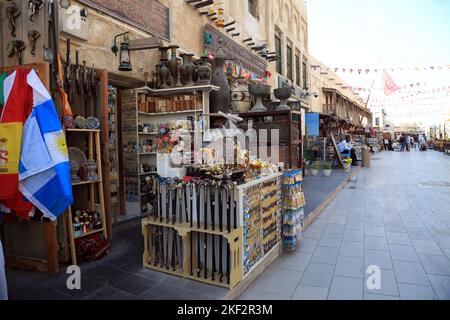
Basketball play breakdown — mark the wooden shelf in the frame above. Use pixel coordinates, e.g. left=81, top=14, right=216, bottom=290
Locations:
left=74, top=228, right=105, bottom=240
left=135, top=84, right=220, bottom=96
left=66, top=128, right=101, bottom=132
left=72, top=179, right=102, bottom=186
left=139, top=152, right=157, bottom=156
left=138, top=109, right=203, bottom=116
left=142, top=217, right=241, bottom=238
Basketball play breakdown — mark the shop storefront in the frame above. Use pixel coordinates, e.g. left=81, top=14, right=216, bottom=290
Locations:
left=0, top=0, right=307, bottom=296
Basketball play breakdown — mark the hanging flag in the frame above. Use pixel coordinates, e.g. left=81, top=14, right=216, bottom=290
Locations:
left=349, top=69, right=353, bottom=73
left=383, top=71, right=401, bottom=96
left=0, top=68, right=34, bottom=219
left=334, top=68, right=338, bottom=73
left=18, top=70, right=73, bottom=221
left=342, top=68, right=346, bottom=73
left=358, top=69, right=362, bottom=74
left=365, top=69, right=370, bottom=74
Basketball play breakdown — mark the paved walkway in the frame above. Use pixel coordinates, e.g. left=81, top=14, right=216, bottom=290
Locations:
left=240, top=150, right=450, bottom=300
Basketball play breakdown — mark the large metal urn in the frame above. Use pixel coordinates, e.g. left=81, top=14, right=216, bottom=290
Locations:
left=230, top=79, right=252, bottom=113
left=210, top=47, right=230, bottom=114
left=249, top=84, right=271, bottom=112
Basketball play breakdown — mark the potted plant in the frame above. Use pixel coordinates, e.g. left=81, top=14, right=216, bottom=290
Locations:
left=342, top=158, right=352, bottom=172
left=311, top=162, right=320, bottom=176
left=322, top=162, right=332, bottom=177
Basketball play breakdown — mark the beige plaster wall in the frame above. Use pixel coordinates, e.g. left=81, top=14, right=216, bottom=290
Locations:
left=61, top=0, right=308, bottom=88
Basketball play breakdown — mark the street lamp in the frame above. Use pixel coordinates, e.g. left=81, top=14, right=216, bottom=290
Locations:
left=118, top=40, right=132, bottom=72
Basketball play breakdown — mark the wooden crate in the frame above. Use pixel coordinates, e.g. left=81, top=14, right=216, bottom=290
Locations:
left=142, top=217, right=243, bottom=289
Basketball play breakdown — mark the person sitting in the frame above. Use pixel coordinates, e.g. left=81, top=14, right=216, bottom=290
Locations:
left=338, top=135, right=358, bottom=166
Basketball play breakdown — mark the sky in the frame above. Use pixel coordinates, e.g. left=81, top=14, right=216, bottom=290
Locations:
left=306, top=0, right=450, bottom=126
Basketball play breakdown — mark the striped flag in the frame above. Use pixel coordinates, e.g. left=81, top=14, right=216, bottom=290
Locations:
left=18, top=70, right=73, bottom=221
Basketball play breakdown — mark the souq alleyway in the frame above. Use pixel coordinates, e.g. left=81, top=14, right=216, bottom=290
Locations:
left=240, top=151, right=450, bottom=300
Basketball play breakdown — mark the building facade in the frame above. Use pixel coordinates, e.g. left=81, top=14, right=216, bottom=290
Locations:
left=58, top=1, right=310, bottom=98
left=309, top=55, right=373, bottom=126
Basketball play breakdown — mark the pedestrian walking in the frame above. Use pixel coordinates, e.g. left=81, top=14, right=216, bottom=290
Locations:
left=406, top=135, right=411, bottom=152
left=399, top=135, right=406, bottom=152
left=384, top=138, right=389, bottom=151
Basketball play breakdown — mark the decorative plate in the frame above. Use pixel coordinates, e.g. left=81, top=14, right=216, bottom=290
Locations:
left=75, top=116, right=87, bottom=129
left=63, top=115, right=77, bottom=129
left=86, top=116, right=100, bottom=129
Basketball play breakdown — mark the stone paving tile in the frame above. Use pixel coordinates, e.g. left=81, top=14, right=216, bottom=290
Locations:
left=111, top=274, right=158, bottom=296
left=274, top=252, right=312, bottom=272
left=328, top=215, right=347, bottom=225
left=427, top=275, right=450, bottom=300
left=386, top=232, right=412, bottom=246
left=406, top=228, right=434, bottom=241
left=343, top=229, right=365, bottom=242
left=393, top=261, right=430, bottom=286
left=318, top=234, right=343, bottom=248
left=389, top=244, right=420, bottom=262
left=311, top=246, right=339, bottom=265
left=365, top=225, right=385, bottom=237
left=303, top=226, right=325, bottom=239
left=299, top=238, right=319, bottom=253
left=323, top=223, right=345, bottom=235
left=384, top=222, right=407, bottom=233
left=300, top=263, right=335, bottom=288
left=365, top=250, right=394, bottom=270
left=345, top=220, right=365, bottom=230
left=418, top=254, right=450, bottom=276
left=259, top=269, right=304, bottom=297
left=412, top=239, right=444, bottom=256
left=339, top=241, right=364, bottom=258
left=364, top=293, right=400, bottom=300
left=334, top=256, right=364, bottom=278
left=364, top=269, right=399, bottom=297
left=397, top=284, right=437, bottom=300
left=291, top=285, right=329, bottom=300
left=328, top=276, right=363, bottom=300
left=365, top=236, right=389, bottom=252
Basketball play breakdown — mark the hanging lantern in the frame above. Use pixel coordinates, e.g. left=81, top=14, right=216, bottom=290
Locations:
left=119, top=39, right=132, bottom=72
left=216, top=8, right=225, bottom=28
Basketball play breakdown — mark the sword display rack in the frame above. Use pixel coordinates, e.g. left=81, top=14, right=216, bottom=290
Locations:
left=142, top=172, right=283, bottom=289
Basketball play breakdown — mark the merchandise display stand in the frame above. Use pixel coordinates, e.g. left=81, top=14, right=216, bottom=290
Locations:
left=65, top=129, right=108, bottom=265
left=121, top=85, right=219, bottom=216
left=142, top=173, right=283, bottom=290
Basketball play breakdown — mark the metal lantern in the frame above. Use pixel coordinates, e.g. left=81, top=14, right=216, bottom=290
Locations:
left=119, top=40, right=132, bottom=72
left=216, top=8, right=225, bottom=28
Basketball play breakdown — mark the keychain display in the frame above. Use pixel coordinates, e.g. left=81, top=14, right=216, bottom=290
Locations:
left=243, top=176, right=282, bottom=274
left=281, top=170, right=305, bottom=251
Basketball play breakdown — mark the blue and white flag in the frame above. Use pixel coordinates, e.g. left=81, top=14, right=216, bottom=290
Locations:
left=18, top=70, right=73, bottom=221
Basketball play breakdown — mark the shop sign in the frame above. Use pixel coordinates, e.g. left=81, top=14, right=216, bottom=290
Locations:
left=78, top=0, right=170, bottom=40
left=204, top=25, right=267, bottom=79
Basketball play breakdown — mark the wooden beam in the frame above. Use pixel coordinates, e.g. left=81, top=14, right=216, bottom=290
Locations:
left=98, top=69, right=113, bottom=240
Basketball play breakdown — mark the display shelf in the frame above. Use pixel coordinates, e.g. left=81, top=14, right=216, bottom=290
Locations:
left=66, top=128, right=101, bottom=133
left=138, top=109, right=203, bottom=116
left=137, top=84, right=220, bottom=96
left=139, top=152, right=157, bottom=156
left=65, top=130, right=108, bottom=265
left=74, top=228, right=106, bottom=240
left=72, top=180, right=102, bottom=186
